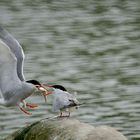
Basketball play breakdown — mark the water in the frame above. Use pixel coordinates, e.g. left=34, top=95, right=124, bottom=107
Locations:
left=0, top=0, right=140, bottom=139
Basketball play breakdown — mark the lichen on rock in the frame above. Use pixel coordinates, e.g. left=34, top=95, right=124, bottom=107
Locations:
left=5, top=118, right=127, bottom=140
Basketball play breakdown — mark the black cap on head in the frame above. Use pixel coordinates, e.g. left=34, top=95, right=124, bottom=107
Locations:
left=26, top=80, right=41, bottom=86
left=52, top=85, right=67, bottom=91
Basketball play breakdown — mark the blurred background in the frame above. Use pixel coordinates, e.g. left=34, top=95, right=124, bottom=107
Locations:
left=0, top=0, right=140, bottom=139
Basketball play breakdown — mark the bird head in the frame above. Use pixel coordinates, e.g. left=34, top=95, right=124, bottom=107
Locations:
left=50, top=85, right=67, bottom=91
left=26, top=80, right=50, bottom=102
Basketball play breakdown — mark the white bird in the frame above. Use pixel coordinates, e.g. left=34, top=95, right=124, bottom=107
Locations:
left=50, top=85, right=79, bottom=117
left=0, top=27, right=49, bottom=115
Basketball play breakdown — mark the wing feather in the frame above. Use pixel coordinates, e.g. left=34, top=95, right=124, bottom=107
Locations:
left=0, top=27, right=25, bottom=81
left=0, top=39, right=21, bottom=99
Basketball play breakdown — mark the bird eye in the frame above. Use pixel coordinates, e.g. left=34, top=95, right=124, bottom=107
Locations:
left=69, top=99, right=73, bottom=102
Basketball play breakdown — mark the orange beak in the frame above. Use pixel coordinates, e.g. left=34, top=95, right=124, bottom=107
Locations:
left=35, top=84, right=52, bottom=102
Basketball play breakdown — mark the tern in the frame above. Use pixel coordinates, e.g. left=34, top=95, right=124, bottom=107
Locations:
left=50, top=85, right=79, bottom=117
left=0, top=27, right=49, bottom=115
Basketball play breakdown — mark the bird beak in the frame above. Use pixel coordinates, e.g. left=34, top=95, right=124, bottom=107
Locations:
left=35, top=85, right=51, bottom=102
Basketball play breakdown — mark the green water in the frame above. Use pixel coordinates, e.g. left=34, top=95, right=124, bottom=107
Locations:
left=0, top=0, right=140, bottom=139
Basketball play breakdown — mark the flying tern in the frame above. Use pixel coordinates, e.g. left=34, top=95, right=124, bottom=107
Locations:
left=0, top=27, right=49, bottom=115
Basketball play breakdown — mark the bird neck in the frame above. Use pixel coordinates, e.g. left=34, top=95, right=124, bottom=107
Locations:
left=19, top=82, right=36, bottom=100
left=53, top=88, right=63, bottom=94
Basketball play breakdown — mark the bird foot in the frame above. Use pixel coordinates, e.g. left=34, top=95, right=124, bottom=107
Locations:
left=58, top=112, right=70, bottom=118
left=58, top=115, right=70, bottom=118
left=26, top=103, right=38, bottom=109
left=19, top=106, right=32, bottom=116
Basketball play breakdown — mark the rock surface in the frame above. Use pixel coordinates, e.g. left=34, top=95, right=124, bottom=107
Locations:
left=5, top=117, right=127, bottom=140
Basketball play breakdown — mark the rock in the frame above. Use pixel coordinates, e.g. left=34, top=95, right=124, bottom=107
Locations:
left=5, top=118, right=127, bottom=140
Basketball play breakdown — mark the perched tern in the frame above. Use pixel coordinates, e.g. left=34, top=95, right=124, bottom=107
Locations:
left=0, top=27, right=49, bottom=115
left=50, top=85, right=79, bottom=117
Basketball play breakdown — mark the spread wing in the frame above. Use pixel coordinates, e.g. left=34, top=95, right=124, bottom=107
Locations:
left=0, top=26, right=25, bottom=81
left=0, top=39, right=21, bottom=99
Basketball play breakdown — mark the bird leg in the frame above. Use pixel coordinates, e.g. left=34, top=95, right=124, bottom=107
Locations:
left=60, top=111, right=63, bottom=117
left=19, top=100, right=38, bottom=115
left=68, top=111, right=70, bottom=117
left=19, top=106, right=32, bottom=116
left=22, top=100, right=27, bottom=108
left=57, top=112, right=63, bottom=118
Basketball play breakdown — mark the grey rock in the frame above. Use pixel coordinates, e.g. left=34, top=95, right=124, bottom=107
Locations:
left=5, top=118, right=127, bottom=140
